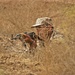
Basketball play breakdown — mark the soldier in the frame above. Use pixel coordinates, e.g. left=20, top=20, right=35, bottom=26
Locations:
left=31, top=17, right=54, bottom=41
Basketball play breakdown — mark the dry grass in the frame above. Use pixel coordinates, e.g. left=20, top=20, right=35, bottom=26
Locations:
left=0, top=0, right=75, bottom=75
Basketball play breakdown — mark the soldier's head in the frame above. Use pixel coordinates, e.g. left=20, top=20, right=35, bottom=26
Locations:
left=32, top=17, right=53, bottom=28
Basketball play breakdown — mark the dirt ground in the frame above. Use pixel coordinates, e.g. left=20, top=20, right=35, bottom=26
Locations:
left=0, top=0, right=75, bottom=75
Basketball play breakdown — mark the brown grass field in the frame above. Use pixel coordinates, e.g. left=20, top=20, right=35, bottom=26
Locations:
left=0, top=0, right=75, bottom=75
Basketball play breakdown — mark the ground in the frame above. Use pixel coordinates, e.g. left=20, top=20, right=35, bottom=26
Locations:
left=0, top=0, right=75, bottom=75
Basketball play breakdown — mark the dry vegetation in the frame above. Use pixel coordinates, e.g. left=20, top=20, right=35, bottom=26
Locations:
left=0, top=0, right=75, bottom=75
